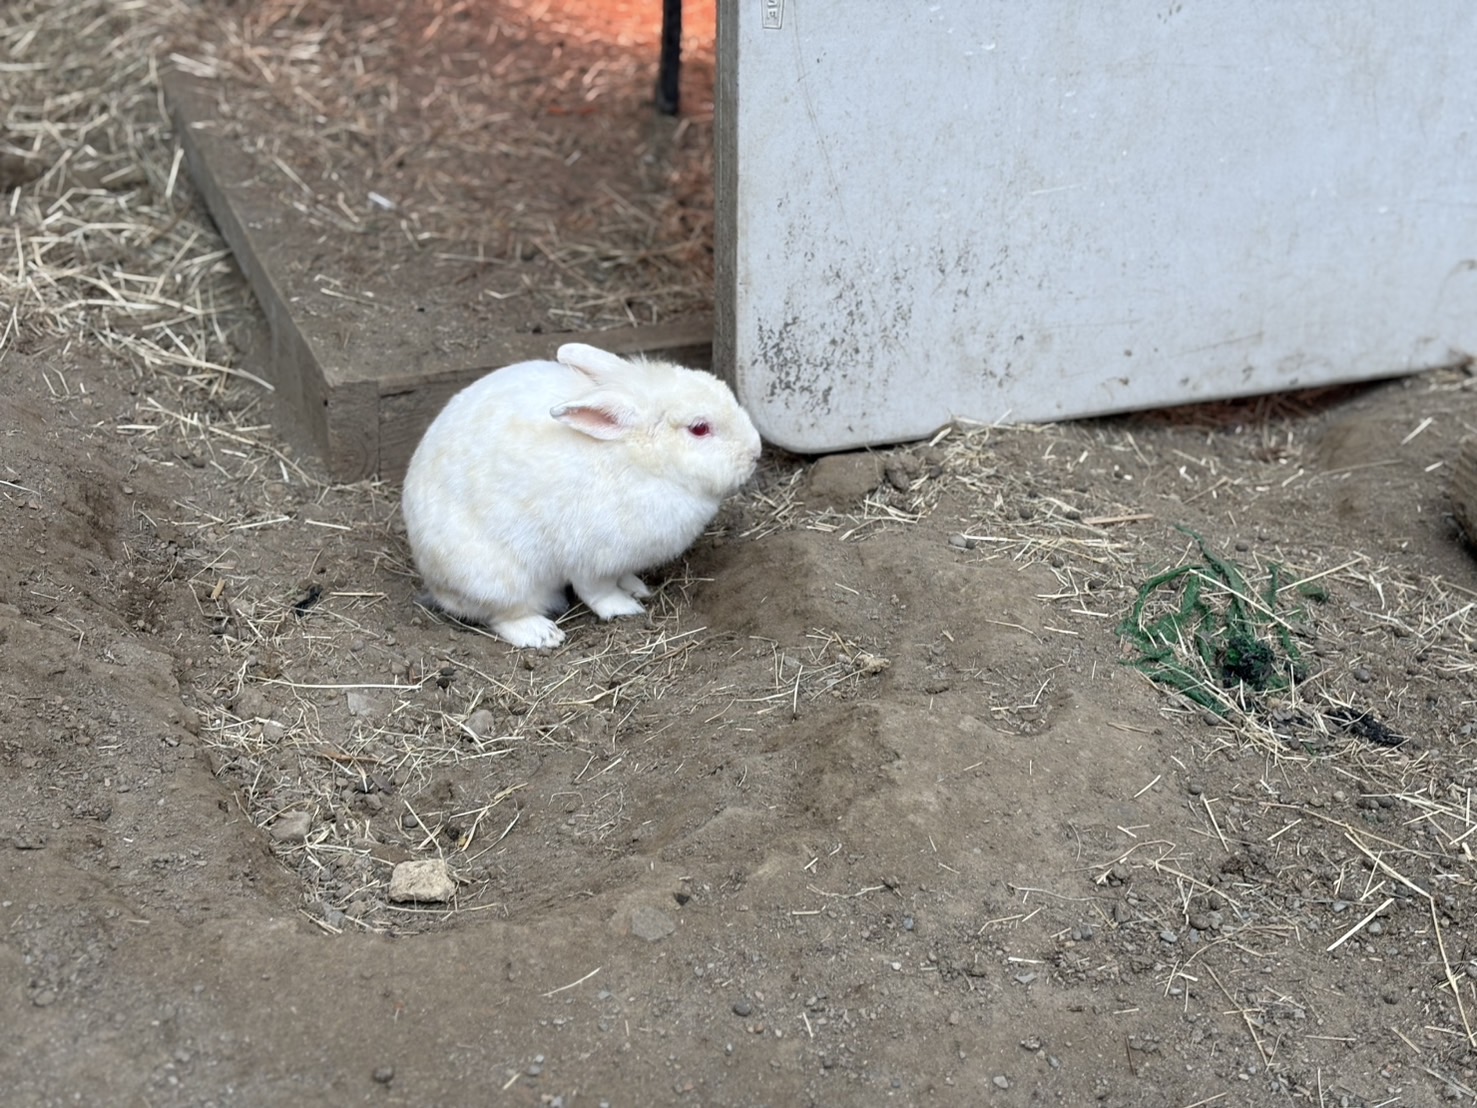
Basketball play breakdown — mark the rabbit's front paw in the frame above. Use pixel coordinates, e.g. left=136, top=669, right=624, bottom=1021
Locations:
left=493, top=614, right=566, bottom=649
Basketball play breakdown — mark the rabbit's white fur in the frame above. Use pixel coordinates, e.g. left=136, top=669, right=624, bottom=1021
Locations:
left=401, top=343, right=762, bottom=648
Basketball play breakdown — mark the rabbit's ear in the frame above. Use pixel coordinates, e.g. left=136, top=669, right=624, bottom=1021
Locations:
left=550, top=391, right=642, bottom=440
left=557, top=343, right=631, bottom=383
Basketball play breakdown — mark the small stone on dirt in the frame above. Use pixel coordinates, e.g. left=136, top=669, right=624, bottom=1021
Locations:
left=628, top=905, right=677, bottom=942
left=345, top=689, right=380, bottom=717
left=732, top=999, right=753, bottom=1017
left=388, top=858, right=455, bottom=903
left=372, top=1066, right=395, bottom=1084
left=993, top=1075, right=1011, bottom=1089
left=270, top=811, right=311, bottom=843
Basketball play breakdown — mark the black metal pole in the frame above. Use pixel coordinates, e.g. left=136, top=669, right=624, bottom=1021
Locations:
left=655, top=0, right=682, bottom=115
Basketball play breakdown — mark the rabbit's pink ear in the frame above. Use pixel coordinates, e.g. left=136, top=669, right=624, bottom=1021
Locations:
left=550, top=393, right=641, bottom=440
left=557, top=343, right=630, bottom=383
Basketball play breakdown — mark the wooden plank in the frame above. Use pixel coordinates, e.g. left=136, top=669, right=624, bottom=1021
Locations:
left=1452, top=439, right=1477, bottom=551
left=164, top=68, right=710, bottom=483
left=166, top=72, right=331, bottom=462
left=165, top=70, right=380, bottom=478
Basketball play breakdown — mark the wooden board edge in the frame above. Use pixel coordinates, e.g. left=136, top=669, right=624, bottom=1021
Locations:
left=1452, top=438, right=1477, bottom=549
left=163, top=68, right=381, bottom=482
left=375, top=316, right=714, bottom=483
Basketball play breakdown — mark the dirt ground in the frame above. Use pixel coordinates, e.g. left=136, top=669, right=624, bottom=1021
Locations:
left=6, top=3, right=1477, bottom=1107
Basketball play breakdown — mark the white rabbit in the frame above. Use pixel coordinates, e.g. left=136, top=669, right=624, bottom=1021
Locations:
left=401, top=343, right=762, bottom=648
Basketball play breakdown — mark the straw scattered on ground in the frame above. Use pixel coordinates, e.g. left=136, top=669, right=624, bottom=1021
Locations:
left=8, top=1, right=1477, bottom=1097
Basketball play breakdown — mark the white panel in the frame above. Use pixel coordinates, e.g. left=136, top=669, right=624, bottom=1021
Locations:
left=715, top=1, right=1477, bottom=452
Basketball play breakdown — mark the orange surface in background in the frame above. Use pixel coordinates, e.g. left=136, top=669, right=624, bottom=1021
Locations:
left=503, top=0, right=715, bottom=47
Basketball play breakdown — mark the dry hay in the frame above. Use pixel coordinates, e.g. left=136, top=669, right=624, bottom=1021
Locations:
left=2, top=0, right=261, bottom=399
left=164, top=0, right=716, bottom=332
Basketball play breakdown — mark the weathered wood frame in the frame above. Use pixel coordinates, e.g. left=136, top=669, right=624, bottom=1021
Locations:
left=164, top=71, right=712, bottom=482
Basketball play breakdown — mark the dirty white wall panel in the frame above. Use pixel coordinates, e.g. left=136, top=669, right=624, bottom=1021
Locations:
left=715, top=2, right=1477, bottom=453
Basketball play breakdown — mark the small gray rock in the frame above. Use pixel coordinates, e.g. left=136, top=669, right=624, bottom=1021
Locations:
left=629, top=905, right=676, bottom=942
left=464, top=708, right=496, bottom=738
left=732, top=999, right=753, bottom=1017
left=345, top=690, right=380, bottom=718
left=388, top=858, right=456, bottom=903
left=270, top=811, right=311, bottom=843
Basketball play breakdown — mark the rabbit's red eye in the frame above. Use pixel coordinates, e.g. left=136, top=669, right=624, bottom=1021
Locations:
left=688, top=420, right=712, bottom=438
